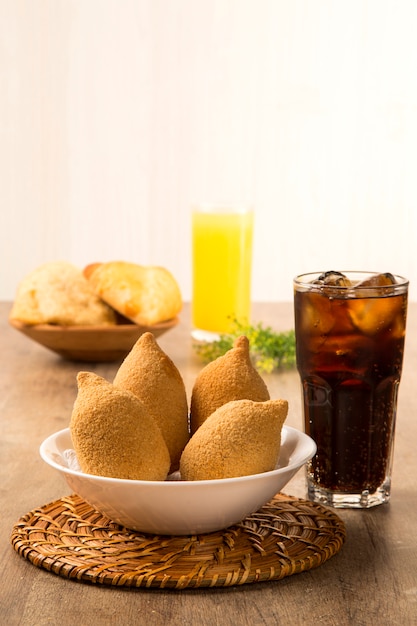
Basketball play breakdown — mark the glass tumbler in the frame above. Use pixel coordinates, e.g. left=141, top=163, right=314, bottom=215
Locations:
left=294, top=271, right=408, bottom=508
left=192, top=204, right=253, bottom=340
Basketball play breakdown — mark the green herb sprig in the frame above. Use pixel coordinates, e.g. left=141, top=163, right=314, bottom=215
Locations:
left=193, top=320, right=296, bottom=374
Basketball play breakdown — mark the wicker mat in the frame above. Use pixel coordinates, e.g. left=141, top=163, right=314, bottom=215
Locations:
left=11, top=493, right=346, bottom=589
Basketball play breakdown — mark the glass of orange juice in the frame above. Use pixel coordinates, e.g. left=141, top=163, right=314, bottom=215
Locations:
left=192, top=204, right=254, bottom=339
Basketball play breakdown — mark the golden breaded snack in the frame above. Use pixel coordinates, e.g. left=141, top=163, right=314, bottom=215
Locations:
left=113, top=332, right=189, bottom=471
left=9, top=261, right=117, bottom=326
left=84, top=261, right=182, bottom=326
left=190, top=336, right=270, bottom=434
left=70, top=372, right=170, bottom=480
left=180, top=398, right=288, bottom=480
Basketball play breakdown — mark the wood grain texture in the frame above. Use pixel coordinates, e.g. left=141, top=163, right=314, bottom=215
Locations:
left=1, top=301, right=417, bottom=625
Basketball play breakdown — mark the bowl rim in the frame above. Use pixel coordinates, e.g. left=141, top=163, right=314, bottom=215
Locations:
left=40, top=425, right=316, bottom=487
left=9, top=317, right=179, bottom=333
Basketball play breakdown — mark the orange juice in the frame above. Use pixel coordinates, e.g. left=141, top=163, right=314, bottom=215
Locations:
left=192, top=206, right=253, bottom=334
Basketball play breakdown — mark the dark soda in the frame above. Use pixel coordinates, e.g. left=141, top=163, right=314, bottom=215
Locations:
left=294, top=272, right=408, bottom=504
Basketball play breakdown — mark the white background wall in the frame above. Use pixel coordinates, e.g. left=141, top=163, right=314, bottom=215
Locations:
left=2, top=0, right=417, bottom=303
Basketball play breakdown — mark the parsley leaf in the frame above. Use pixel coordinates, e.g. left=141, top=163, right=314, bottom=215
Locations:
left=193, top=320, right=296, bottom=374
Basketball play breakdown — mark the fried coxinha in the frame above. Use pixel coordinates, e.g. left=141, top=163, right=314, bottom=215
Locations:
left=180, top=398, right=288, bottom=480
left=70, top=372, right=171, bottom=480
left=69, top=334, right=288, bottom=481
left=113, top=332, right=189, bottom=472
left=190, top=335, right=270, bottom=434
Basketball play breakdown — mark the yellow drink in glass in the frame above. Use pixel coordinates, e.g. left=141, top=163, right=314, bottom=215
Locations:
left=192, top=205, right=254, bottom=335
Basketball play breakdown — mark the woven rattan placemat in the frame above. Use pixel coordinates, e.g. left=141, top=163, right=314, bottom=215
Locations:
left=11, top=493, right=346, bottom=589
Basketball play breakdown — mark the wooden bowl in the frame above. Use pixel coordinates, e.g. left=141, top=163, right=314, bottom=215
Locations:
left=9, top=318, right=179, bottom=362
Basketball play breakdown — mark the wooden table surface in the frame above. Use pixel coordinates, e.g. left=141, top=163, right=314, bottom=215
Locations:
left=1, top=301, right=416, bottom=626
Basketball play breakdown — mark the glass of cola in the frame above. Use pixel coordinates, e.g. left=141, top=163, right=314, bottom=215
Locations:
left=293, top=271, right=408, bottom=508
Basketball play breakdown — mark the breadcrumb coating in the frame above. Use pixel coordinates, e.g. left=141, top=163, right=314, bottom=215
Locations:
left=180, top=398, right=288, bottom=480
left=113, top=332, right=189, bottom=471
left=70, top=372, right=170, bottom=480
left=190, top=336, right=270, bottom=434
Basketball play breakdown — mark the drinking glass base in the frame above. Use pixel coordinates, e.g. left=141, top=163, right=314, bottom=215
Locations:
left=307, top=481, right=391, bottom=509
left=191, top=329, right=221, bottom=342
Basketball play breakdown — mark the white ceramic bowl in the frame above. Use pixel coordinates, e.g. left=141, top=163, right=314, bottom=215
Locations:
left=40, top=426, right=316, bottom=536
